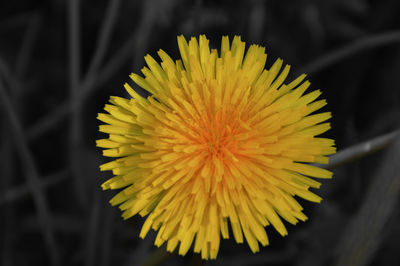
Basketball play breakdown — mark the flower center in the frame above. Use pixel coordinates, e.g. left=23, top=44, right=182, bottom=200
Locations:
left=201, top=111, right=241, bottom=160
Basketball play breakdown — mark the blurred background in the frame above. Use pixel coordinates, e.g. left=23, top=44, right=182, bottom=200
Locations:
left=1, top=0, right=400, bottom=265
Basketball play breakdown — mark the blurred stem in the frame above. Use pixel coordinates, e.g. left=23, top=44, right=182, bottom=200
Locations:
left=26, top=0, right=159, bottom=140
left=83, top=0, right=121, bottom=85
left=70, top=1, right=122, bottom=262
left=333, top=137, right=400, bottom=266
left=216, top=244, right=297, bottom=265
left=0, top=58, right=23, bottom=98
left=141, top=248, right=173, bottom=266
left=68, top=0, right=81, bottom=90
left=99, top=207, right=114, bottom=266
left=84, top=191, right=102, bottom=266
left=0, top=78, right=60, bottom=266
left=27, top=102, right=69, bottom=140
left=16, top=12, right=40, bottom=77
left=130, top=0, right=158, bottom=73
left=27, top=31, right=400, bottom=140
left=0, top=169, right=69, bottom=206
left=320, top=128, right=400, bottom=169
left=300, top=31, right=400, bottom=75
left=1, top=111, right=15, bottom=266
left=68, top=0, right=87, bottom=208
left=192, top=253, right=203, bottom=266
left=25, top=31, right=138, bottom=141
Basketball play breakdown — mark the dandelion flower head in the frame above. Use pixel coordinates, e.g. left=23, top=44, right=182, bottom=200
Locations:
left=97, top=35, right=335, bottom=260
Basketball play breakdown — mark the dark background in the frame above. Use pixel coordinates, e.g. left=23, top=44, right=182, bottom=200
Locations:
left=1, top=0, right=400, bottom=265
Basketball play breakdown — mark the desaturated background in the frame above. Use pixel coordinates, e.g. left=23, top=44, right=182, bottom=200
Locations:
left=1, top=0, right=400, bottom=266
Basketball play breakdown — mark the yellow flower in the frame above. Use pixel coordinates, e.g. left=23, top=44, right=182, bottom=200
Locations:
left=97, top=35, right=335, bottom=260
